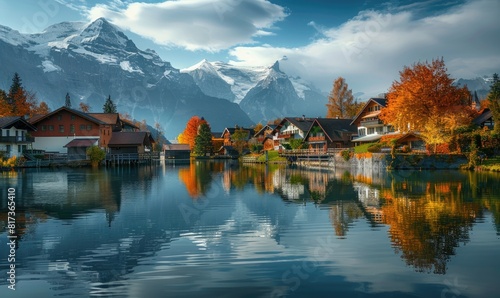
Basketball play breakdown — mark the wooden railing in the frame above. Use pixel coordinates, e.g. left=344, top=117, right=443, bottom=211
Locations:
left=308, top=135, right=326, bottom=142
left=280, top=148, right=350, bottom=156
left=0, top=136, right=35, bottom=143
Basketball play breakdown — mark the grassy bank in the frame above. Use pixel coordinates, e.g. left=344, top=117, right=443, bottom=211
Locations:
left=476, top=157, right=500, bottom=172
left=256, top=150, right=287, bottom=163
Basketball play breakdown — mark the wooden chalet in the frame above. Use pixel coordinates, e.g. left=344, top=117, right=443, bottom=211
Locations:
left=29, top=107, right=106, bottom=153
left=107, top=131, right=155, bottom=155
left=211, top=132, right=224, bottom=150
left=254, top=125, right=276, bottom=151
left=28, top=107, right=143, bottom=154
left=222, top=126, right=254, bottom=146
left=163, top=143, right=190, bottom=159
left=0, top=116, right=37, bottom=158
left=304, top=118, right=357, bottom=151
left=473, top=108, right=494, bottom=130
left=350, top=98, right=395, bottom=144
left=265, top=117, right=315, bottom=150
left=64, top=138, right=99, bottom=160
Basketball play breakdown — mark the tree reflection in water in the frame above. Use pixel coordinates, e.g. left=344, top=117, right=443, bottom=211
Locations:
left=179, top=162, right=500, bottom=274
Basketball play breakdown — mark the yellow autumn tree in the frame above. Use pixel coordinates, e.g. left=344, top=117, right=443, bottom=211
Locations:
left=379, top=58, right=473, bottom=152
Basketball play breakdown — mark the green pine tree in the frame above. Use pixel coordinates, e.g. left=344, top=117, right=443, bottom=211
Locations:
left=193, top=122, right=214, bottom=156
left=7, top=72, right=22, bottom=106
left=103, top=95, right=117, bottom=113
left=488, top=73, right=500, bottom=134
left=65, top=92, right=71, bottom=108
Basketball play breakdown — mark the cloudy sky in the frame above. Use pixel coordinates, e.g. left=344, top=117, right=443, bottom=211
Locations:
left=0, top=0, right=499, bottom=96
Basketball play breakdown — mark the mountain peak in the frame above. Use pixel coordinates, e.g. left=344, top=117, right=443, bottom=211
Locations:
left=78, top=17, right=137, bottom=52
left=270, top=60, right=280, bottom=72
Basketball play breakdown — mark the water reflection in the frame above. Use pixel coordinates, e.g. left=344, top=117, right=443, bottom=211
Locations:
left=178, top=162, right=500, bottom=274
left=0, top=162, right=499, bottom=297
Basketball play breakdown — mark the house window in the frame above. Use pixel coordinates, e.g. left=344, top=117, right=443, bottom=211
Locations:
left=58, top=115, right=62, bottom=121
left=49, top=125, right=54, bottom=131
left=368, top=127, right=375, bottom=134
left=80, top=124, right=85, bottom=130
left=6, top=130, right=10, bottom=137
left=87, top=125, right=92, bottom=131
left=6, top=145, right=11, bottom=154
left=70, top=124, right=75, bottom=133
left=41, top=125, right=46, bottom=131
left=59, top=125, right=64, bottom=132
left=18, top=145, right=21, bottom=153
left=71, top=115, right=75, bottom=120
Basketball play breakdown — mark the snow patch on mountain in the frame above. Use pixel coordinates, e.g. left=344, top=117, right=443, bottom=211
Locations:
left=120, top=61, right=143, bottom=74
left=40, top=60, right=61, bottom=72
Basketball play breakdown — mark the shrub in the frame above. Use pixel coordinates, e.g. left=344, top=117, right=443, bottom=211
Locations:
left=1, top=156, right=17, bottom=168
left=341, top=149, right=352, bottom=161
left=367, top=143, right=382, bottom=153
left=86, top=145, right=106, bottom=167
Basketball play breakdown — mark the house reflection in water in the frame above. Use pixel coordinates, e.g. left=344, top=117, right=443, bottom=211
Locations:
left=177, top=162, right=500, bottom=275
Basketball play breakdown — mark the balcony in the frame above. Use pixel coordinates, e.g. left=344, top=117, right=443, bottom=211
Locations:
left=308, top=135, right=326, bottom=142
left=0, top=136, right=35, bottom=143
left=277, top=133, right=292, bottom=139
left=360, top=119, right=383, bottom=127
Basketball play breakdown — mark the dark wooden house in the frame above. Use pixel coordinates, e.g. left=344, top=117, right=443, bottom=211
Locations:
left=107, top=132, right=155, bottom=154
left=304, top=118, right=357, bottom=151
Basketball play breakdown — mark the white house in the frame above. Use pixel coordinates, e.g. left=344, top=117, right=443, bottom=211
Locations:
left=0, top=116, right=37, bottom=158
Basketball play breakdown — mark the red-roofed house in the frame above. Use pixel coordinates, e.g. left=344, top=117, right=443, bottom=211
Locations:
left=28, top=107, right=144, bottom=154
left=64, top=138, right=99, bottom=160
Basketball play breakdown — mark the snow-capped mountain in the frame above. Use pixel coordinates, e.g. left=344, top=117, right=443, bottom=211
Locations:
left=182, top=59, right=327, bottom=123
left=0, top=18, right=253, bottom=137
left=239, top=61, right=301, bottom=123
left=455, top=77, right=492, bottom=100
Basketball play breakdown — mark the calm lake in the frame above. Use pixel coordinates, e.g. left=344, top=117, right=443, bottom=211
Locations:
left=1, top=161, right=499, bottom=297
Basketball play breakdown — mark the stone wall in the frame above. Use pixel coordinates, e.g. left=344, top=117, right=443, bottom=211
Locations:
left=298, top=153, right=468, bottom=170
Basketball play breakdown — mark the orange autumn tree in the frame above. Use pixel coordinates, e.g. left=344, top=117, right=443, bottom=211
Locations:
left=379, top=58, right=473, bottom=152
left=177, top=116, right=207, bottom=149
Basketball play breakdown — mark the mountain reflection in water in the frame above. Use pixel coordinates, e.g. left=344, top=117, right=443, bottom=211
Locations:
left=1, top=162, right=499, bottom=297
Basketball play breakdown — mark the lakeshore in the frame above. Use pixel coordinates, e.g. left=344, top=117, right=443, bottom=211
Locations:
left=1, top=162, right=499, bottom=297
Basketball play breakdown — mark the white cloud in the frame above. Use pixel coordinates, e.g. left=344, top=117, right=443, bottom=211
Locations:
left=86, top=0, right=287, bottom=51
left=229, top=0, right=500, bottom=96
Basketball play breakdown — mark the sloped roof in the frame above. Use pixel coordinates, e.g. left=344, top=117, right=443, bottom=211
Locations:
left=223, top=127, right=254, bottom=140
left=28, top=106, right=106, bottom=125
left=0, top=116, right=37, bottom=131
left=351, top=134, right=382, bottom=142
left=350, top=98, right=387, bottom=126
left=473, top=108, right=492, bottom=126
left=306, top=118, right=356, bottom=142
left=254, top=124, right=277, bottom=137
left=64, top=138, right=99, bottom=148
left=108, top=132, right=154, bottom=147
left=120, top=118, right=140, bottom=130
left=284, top=117, right=315, bottom=132
left=87, top=113, right=119, bottom=125
left=211, top=132, right=223, bottom=139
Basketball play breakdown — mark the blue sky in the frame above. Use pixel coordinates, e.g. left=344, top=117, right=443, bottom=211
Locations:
left=0, top=0, right=499, bottom=96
